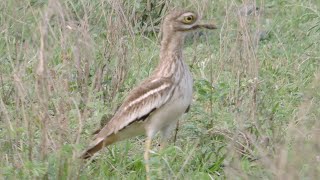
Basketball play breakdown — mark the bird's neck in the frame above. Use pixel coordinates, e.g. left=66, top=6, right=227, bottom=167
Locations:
left=154, top=32, right=186, bottom=78
left=159, top=32, right=185, bottom=61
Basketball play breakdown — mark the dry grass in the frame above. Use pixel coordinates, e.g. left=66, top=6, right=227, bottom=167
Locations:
left=0, top=0, right=319, bottom=179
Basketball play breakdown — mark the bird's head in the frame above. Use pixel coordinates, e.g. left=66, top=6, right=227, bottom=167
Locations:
left=162, top=10, right=217, bottom=34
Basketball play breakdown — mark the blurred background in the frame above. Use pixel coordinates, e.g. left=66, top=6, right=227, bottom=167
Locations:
left=0, top=0, right=319, bottom=179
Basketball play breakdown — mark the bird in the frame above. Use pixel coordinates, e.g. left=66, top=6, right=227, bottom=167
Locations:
left=80, top=9, right=217, bottom=179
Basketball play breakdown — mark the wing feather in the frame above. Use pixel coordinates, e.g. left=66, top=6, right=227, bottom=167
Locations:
left=88, top=77, right=175, bottom=146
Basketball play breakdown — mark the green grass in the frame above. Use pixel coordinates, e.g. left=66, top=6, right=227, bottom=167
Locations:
left=1, top=0, right=320, bottom=179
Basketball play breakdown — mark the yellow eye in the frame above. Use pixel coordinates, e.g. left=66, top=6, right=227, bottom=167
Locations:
left=183, top=15, right=195, bottom=24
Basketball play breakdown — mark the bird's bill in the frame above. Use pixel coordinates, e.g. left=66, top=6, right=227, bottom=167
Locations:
left=193, top=21, right=218, bottom=30
left=178, top=21, right=217, bottom=31
left=197, top=23, right=217, bottom=29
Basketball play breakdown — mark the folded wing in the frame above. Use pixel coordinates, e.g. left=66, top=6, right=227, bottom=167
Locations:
left=81, top=77, right=175, bottom=159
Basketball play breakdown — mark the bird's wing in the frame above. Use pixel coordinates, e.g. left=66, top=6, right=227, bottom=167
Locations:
left=100, top=76, right=175, bottom=136
left=81, top=77, right=175, bottom=158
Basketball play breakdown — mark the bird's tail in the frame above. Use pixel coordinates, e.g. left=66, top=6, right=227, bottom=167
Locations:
left=80, top=134, right=118, bottom=159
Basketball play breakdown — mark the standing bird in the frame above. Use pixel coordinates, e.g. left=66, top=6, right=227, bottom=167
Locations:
left=80, top=9, right=216, bottom=178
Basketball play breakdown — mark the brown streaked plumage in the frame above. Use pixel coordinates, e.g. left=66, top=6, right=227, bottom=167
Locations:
left=80, top=9, right=216, bottom=179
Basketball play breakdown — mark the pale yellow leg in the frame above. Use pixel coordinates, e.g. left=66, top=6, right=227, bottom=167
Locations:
left=144, top=138, right=152, bottom=180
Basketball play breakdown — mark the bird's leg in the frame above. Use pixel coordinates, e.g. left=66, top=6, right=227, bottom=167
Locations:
left=144, top=137, right=152, bottom=180
left=173, top=120, right=180, bottom=145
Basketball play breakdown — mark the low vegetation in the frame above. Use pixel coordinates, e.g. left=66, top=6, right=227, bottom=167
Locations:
left=1, top=0, right=319, bottom=179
